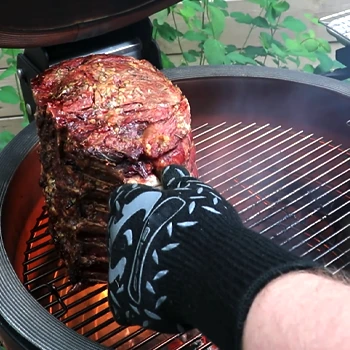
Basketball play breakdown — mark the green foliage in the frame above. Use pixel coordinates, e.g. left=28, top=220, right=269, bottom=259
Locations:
left=152, top=0, right=339, bottom=73
left=0, top=48, right=28, bottom=151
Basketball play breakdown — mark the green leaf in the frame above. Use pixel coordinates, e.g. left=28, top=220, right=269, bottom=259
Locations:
left=304, top=13, right=320, bottom=25
left=332, top=60, right=345, bottom=69
left=316, top=52, right=334, bottom=73
left=202, top=24, right=213, bottom=36
left=302, top=64, right=315, bottom=73
left=252, top=16, right=269, bottom=28
left=208, top=4, right=226, bottom=38
left=230, top=12, right=254, bottom=24
left=266, top=6, right=278, bottom=25
left=309, top=29, right=316, bottom=38
left=0, top=86, right=20, bottom=104
left=284, top=38, right=302, bottom=52
left=272, top=58, right=280, bottom=66
left=272, top=1, right=290, bottom=14
left=183, top=30, right=207, bottom=41
left=180, top=1, right=197, bottom=18
left=244, top=45, right=267, bottom=57
left=192, top=18, right=203, bottom=30
left=156, top=22, right=182, bottom=42
left=280, top=16, right=307, bottom=32
left=260, top=32, right=273, bottom=49
left=203, top=38, right=226, bottom=64
left=226, top=51, right=258, bottom=65
left=270, top=43, right=288, bottom=58
left=0, top=66, right=16, bottom=80
left=317, top=38, right=331, bottom=53
left=188, top=49, right=201, bottom=57
left=302, top=38, right=319, bottom=52
left=2, top=48, right=23, bottom=56
left=287, top=56, right=301, bottom=67
left=221, top=9, right=229, bottom=16
left=280, top=32, right=290, bottom=42
left=183, top=0, right=204, bottom=12
left=160, top=52, right=176, bottom=68
left=213, top=0, right=228, bottom=8
left=183, top=51, right=198, bottom=63
left=6, top=57, right=16, bottom=66
left=155, top=9, right=169, bottom=25
left=21, top=119, right=30, bottom=128
left=226, top=44, right=238, bottom=53
left=0, top=130, right=15, bottom=151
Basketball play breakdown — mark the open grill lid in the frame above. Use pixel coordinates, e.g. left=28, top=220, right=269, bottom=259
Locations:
left=0, top=0, right=179, bottom=48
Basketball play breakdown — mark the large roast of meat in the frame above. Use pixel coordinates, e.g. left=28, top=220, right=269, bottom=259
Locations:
left=31, top=54, right=198, bottom=287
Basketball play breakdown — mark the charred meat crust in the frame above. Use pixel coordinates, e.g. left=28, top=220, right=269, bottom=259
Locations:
left=31, top=54, right=198, bottom=286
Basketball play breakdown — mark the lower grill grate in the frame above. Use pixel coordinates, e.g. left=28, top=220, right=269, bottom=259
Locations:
left=23, top=122, right=350, bottom=349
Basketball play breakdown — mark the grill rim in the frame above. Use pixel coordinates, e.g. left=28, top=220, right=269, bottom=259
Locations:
left=1, top=65, right=350, bottom=350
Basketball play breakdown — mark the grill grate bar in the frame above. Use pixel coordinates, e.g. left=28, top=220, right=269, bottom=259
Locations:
left=325, top=246, right=350, bottom=268
left=61, top=298, right=108, bottom=323
left=331, top=260, right=350, bottom=274
left=128, top=332, right=161, bottom=350
left=285, top=190, right=350, bottom=248
left=227, top=138, right=334, bottom=202
left=198, top=125, right=290, bottom=173
left=25, top=239, right=55, bottom=255
left=96, top=325, right=127, bottom=344
left=36, top=281, right=71, bottom=302
left=193, top=122, right=228, bottom=140
left=197, top=343, right=213, bottom=350
left=316, top=239, right=350, bottom=268
left=275, top=187, right=350, bottom=244
left=244, top=158, right=350, bottom=228
left=29, top=273, right=66, bottom=293
left=83, top=317, right=115, bottom=338
left=24, top=266, right=65, bottom=286
left=142, top=333, right=186, bottom=350
left=191, top=123, right=208, bottom=134
left=301, top=222, right=350, bottom=259
left=72, top=307, right=110, bottom=332
left=260, top=174, right=350, bottom=238
left=210, top=132, right=315, bottom=192
left=23, top=257, right=60, bottom=276
left=316, top=238, right=350, bottom=263
left=110, top=328, right=147, bottom=349
left=197, top=122, right=263, bottom=152
left=23, top=248, right=56, bottom=266
left=59, top=287, right=107, bottom=321
left=250, top=161, right=349, bottom=233
left=175, top=334, right=203, bottom=350
left=27, top=228, right=49, bottom=244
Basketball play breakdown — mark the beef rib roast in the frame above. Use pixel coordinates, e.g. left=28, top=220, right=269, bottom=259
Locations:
left=31, top=54, right=198, bottom=287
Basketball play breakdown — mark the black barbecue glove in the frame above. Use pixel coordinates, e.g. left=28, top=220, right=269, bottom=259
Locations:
left=107, top=165, right=318, bottom=350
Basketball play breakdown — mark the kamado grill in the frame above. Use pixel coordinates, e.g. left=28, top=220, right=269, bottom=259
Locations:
left=1, top=1, right=350, bottom=349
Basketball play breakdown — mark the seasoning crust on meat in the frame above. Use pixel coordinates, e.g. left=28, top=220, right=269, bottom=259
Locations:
left=31, top=54, right=198, bottom=287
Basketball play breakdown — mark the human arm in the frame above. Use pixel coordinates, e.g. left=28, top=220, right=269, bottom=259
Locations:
left=243, top=270, right=350, bottom=350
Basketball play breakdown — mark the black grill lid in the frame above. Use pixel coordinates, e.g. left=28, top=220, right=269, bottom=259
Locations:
left=0, top=0, right=179, bottom=48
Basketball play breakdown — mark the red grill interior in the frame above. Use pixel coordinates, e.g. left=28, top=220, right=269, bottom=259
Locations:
left=15, top=121, right=350, bottom=349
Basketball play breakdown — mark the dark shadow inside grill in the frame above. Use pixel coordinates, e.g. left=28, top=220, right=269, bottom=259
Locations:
left=2, top=72, right=350, bottom=349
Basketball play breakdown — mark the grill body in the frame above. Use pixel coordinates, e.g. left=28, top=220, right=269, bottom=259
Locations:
left=1, top=65, right=350, bottom=350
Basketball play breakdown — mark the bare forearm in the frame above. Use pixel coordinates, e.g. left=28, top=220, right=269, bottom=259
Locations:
left=243, top=271, right=350, bottom=350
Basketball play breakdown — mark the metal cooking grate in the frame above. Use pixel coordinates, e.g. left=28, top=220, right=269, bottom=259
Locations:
left=23, top=121, right=350, bottom=349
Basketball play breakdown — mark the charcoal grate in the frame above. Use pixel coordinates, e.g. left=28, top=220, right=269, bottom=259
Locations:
left=22, top=121, right=350, bottom=349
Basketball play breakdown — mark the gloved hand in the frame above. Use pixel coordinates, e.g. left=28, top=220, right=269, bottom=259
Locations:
left=107, top=165, right=317, bottom=350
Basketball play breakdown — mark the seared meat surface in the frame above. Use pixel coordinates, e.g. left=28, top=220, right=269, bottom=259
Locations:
left=31, top=54, right=198, bottom=287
